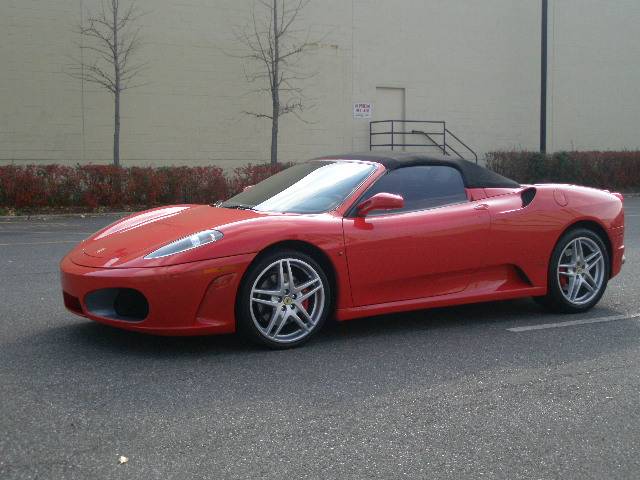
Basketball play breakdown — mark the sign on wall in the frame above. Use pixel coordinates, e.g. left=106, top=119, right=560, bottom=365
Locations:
left=353, top=102, right=373, bottom=119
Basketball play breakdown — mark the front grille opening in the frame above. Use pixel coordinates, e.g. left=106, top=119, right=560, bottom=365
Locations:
left=85, top=288, right=149, bottom=322
left=63, top=291, right=83, bottom=314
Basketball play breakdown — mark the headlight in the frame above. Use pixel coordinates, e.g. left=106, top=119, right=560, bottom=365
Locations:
left=144, top=229, right=223, bottom=259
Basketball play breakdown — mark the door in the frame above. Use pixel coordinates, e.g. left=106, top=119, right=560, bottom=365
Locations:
left=374, top=87, right=405, bottom=149
left=342, top=165, right=490, bottom=306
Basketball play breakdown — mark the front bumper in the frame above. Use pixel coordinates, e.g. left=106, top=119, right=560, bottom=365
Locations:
left=610, top=225, right=625, bottom=278
left=60, top=253, right=255, bottom=335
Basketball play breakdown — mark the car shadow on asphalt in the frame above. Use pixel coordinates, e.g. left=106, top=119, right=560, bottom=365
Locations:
left=56, top=298, right=535, bottom=353
left=50, top=297, right=635, bottom=359
left=3, top=297, right=638, bottom=407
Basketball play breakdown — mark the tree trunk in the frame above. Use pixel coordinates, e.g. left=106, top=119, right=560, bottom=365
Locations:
left=270, top=0, right=279, bottom=167
left=271, top=103, right=278, bottom=166
left=114, top=89, right=120, bottom=167
left=112, top=0, right=120, bottom=167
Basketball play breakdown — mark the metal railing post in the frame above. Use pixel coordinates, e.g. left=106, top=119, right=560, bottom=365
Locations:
left=369, top=121, right=372, bottom=150
left=391, top=121, right=394, bottom=151
left=443, top=122, right=447, bottom=155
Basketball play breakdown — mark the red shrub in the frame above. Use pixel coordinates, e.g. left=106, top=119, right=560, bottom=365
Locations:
left=227, top=162, right=292, bottom=196
left=486, top=151, right=640, bottom=192
left=0, top=162, right=290, bottom=212
left=0, top=165, right=44, bottom=208
left=76, top=165, right=125, bottom=208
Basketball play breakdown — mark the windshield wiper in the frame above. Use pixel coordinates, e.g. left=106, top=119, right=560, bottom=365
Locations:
left=216, top=203, right=255, bottom=210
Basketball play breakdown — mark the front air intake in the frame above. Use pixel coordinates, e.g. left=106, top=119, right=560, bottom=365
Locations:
left=63, top=291, right=83, bottom=314
left=84, top=288, right=149, bottom=322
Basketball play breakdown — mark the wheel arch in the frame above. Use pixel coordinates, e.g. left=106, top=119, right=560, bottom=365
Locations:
left=234, top=239, right=338, bottom=316
left=558, top=219, right=613, bottom=276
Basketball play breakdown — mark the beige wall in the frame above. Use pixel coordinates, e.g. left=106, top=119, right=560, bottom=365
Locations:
left=0, top=1, right=637, bottom=167
left=547, top=0, right=640, bottom=151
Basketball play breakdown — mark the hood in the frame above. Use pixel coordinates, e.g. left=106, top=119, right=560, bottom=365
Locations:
left=70, top=205, right=263, bottom=268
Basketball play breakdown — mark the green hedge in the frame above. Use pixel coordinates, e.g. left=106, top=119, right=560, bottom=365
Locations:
left=486, top=151, right=640, bottom=191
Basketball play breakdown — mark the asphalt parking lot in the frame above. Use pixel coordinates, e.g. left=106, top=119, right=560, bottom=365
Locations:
left=1, top=199, right=639, bottom=480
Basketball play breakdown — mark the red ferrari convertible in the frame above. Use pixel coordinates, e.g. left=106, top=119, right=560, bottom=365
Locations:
left=60, top=153, right=625, bottom=348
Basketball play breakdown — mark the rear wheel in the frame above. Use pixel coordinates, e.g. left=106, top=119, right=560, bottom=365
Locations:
left=237, top=250, right=331, bottom=348
left=537, top=228, right=609, bottom=313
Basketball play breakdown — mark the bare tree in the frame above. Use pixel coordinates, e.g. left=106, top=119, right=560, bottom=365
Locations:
left=235, top=0, right=317, bottom=166
left=69, top=0, right=145, bottom=167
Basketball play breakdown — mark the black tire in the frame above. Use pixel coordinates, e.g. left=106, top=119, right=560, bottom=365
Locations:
left=236, top=249, right=332, bottom=349
left=537, top=227, right=610, bottom=313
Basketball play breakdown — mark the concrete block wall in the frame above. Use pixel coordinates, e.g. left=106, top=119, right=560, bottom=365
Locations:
left=0, top=0, right=638, bottom=167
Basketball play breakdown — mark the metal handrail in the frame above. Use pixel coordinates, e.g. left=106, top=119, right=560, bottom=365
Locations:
left=410, top=130, right=446, bottom=156
left=369, top=120, right=478, bottom=164
left=444, top=128, right=478, bottom=163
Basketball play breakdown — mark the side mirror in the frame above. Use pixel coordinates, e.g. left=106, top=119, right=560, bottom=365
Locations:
left=356, top=192, right=404, bottom=216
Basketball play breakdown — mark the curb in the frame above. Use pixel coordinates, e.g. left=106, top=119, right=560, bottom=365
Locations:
left=0, top=212, right=130, bottom=221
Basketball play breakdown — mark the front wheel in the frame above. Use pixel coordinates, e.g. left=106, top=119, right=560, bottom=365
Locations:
left=237, top=250, right=331, bottom=348
left=538, top=228, right=610, bottom=313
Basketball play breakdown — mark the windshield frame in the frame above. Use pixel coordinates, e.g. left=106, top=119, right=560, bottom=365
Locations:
left=221, top=160, right=379, bottom=215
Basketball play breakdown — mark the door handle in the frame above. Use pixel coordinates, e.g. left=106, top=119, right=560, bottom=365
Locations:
left=474, top=203, right=489, bottom=210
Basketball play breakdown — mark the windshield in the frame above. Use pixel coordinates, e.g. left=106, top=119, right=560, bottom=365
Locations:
left=221, top=161, right=375, bottom=214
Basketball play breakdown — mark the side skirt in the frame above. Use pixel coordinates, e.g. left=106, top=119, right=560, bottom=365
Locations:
left=335, top=286, right=546, bottom=321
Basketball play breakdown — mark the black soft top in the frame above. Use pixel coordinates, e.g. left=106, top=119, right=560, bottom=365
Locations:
left=316, top=152, right=520, bottom=189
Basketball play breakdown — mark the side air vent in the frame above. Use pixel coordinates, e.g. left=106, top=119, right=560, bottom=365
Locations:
left=521, top=187, right=536, bottom=208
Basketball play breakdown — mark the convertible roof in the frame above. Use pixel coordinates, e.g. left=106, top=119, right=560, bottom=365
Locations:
left=316, top=152, right=520, bottom=189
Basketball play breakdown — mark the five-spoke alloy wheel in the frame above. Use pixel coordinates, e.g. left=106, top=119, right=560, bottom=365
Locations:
left=539, top=228, right=610, bottom=313
left=557, top=236, right=606, bottom=305
left=237, top=250, right=331, bottom=348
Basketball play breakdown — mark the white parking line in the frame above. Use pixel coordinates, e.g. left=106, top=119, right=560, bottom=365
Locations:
left=0, top=222, right=72, bottom=225
left=0, top=240, right=79, bottom=246
left=507, top=313, right=640, bottom=332
left=0, top=231, right=92, bottom=234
